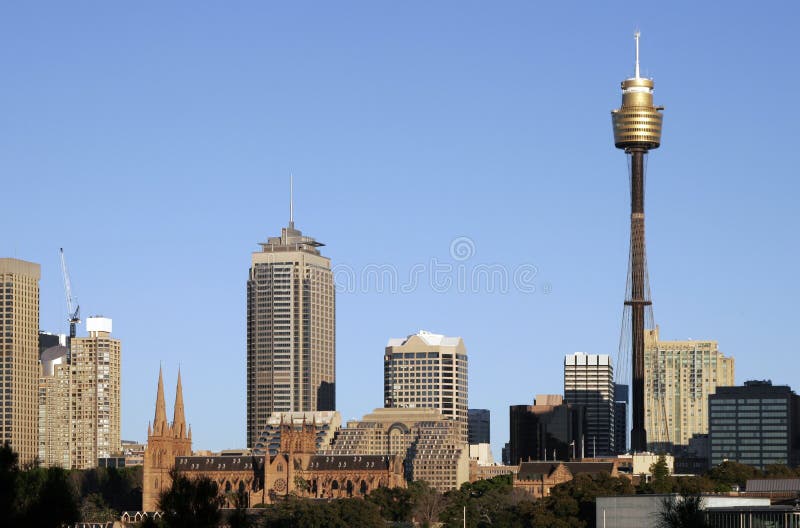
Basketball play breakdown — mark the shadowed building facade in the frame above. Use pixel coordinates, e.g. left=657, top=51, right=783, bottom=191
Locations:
left=468, top=409, right=490, bottom=445
left=39, top=343, right=70, bottom=468
left=508, top=395, right=585, bottom=464
left=247, top=215, right=335, bottom=448
left=709, top=380, right=800, bottom=470
left=614, top=384, right=629, bottom=454
left=564, top=352, right=615, bottom=457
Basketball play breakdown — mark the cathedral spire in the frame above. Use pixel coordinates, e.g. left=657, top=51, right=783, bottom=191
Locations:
left=153, top=366, right=168, bottom=435
left=173, top=367, right=187, bottom=439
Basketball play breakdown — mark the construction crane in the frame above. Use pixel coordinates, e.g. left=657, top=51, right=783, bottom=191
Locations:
left=59, top=248, right=80, bottom=340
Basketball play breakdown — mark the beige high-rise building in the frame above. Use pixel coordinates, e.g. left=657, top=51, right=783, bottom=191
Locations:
left=384, top=331, right=469, bottom=445
left=327, top=407, right=470, bottom=491
left=70, top=317, right=122, bottom=469
left=38, top=318, right=121, bottom=469
left=644, top=326, right=734, bottom=450
left=0, top=258, right=40, bottom=466
left=247, top=216, right=335, bottom=448
left=39, top=343, right=71, bottom=468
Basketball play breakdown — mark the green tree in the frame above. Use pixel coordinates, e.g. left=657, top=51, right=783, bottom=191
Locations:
left=226, top=488, right=251, bottom=528
left=707, top=460, right=759, bottom=489
left=327, top=498, right=384, bottom=528
left=18, top=466, right=81, bottom=527
left=528, top=493, right=583, bottom=528
left=0, top=442, right=19, bottom=527
left=158, top=468, right=224, bottom=528
left=72, top=465, right=143, bottom=515
left=409, top=480, right=447, bottom=526
left=260, top=497, right=328, bottom=528
left=763, top=464, right=797, bottom=478
left=367, top=486, right=414, bottom=522
left=650, top=455, right=674, bottom=494
left=80, top=492, right=119, bottom=522
left=549, top=473, right=634, bottom=528
left=673, top=475, right=717, bottom=495
left=655, top=495, right=709, bottom=528
left=439, top=475, right=529, bottom=528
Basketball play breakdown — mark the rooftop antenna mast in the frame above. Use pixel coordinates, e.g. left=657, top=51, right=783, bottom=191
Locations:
left=289, top=173, right=294, bottom=228
left=59, top=248, right=81, bottom=362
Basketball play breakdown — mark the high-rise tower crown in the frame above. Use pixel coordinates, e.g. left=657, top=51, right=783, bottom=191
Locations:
left=611, top=32, right=664, bottom=150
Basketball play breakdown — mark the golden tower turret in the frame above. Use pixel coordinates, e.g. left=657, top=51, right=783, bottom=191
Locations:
left=612, top=32, right=664, bottom=150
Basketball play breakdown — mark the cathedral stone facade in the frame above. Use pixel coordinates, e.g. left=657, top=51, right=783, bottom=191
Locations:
left=143, top=368, right=192, bottom=511
left=143, top=370, right=404, bottom=511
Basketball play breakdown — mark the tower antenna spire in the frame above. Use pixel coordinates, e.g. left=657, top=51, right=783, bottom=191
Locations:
left=289, top=173, right=294, bottom=227
left=612, top=30, right=664, bottom=454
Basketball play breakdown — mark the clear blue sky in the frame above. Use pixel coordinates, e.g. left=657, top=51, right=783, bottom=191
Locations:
left=3, top=1, right=799, bottom=457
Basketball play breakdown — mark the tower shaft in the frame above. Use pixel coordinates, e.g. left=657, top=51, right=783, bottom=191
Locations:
left=627, top=149, right=650, bottom=452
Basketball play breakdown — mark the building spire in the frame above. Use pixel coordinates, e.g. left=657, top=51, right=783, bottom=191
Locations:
left=289, top=173, right=294, bottom=228
left=153, top=365, right=167, bottom=435
left=634, top=30, right=641, bottom=79
left=173, top=367, right=186, bottom=439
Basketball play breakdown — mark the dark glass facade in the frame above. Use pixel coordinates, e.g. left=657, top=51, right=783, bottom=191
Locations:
left=709, top=380, right=800, bottom=469
left=614, top=384, right=629, bottom=454
left=468, top=409, right=490, bottom=444
left=508, top=402, right=585, bottom=463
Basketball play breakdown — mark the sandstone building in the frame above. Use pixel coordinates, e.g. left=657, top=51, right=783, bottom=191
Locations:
left=326, top=407, right=470, bottom=491
left=384, top=330, right=469, bottom=445
left=513, top=461, right=619, bottom=499
left=0, top=258, right=40, bottom=466
left=143, top=370, right=403, bottom=511
left=143, top=368, right=192, bottom=511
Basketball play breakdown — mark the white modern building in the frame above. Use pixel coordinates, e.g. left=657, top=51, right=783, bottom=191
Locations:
left=384, top=331, right=468, bottom=445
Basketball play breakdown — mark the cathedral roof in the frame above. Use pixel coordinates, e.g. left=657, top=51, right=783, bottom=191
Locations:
left=306, top=455, right=394, bottom=471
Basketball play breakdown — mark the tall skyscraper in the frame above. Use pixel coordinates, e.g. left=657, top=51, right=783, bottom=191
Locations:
left=611, top=33, right=664, bottom=453
left=384, top=330, right=468, bottom=445
left=0, top=258, right=40, bottom=465
left=69, top=317, right=122, bottom=468
left=709, top=380, right=800, bottom=470
left=564, top=353, right=615, bottom=456
left=468, top=408, right=490, bottom=445
left=644, top=326, right=734, bottom=451
left=247, top=209, right=335, bottom=448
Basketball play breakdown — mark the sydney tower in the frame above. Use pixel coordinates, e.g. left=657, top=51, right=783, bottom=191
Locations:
left=611, top=33, right=664, bottom=453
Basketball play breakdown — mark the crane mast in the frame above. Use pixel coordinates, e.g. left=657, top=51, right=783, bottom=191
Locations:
left=59, top=248, right=80, bottom=362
